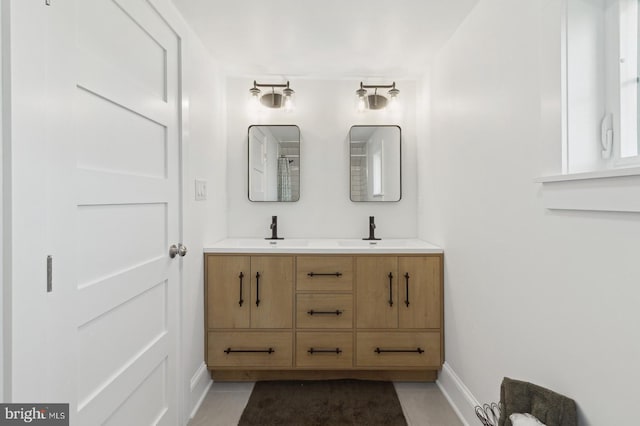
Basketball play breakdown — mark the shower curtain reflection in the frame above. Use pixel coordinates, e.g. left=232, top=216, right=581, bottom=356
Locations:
left=277, top=156, right=293, bottom=201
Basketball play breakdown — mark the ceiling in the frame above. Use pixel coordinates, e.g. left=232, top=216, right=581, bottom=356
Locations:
left=171, top=0, right=479, bottom=79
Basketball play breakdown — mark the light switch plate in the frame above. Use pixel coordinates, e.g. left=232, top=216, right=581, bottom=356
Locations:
left=195, top=179, right=207, bottom=201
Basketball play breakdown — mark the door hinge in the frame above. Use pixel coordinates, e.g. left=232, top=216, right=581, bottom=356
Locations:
left=47, top=255, right=53, bottom=292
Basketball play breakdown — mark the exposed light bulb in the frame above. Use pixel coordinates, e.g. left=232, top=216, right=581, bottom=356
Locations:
left=357, top=97, right=366, bottom=112
left=389, top=95, right=398, bottom=111
left=284, top=95, right=294, bottom=112
left=248, top=94, right=261, bottom=114
left=248, top=85, right=262, bottom=114
left=388, top=85, right=400, bottom=111
left=283, top=85, right=295, bottom=112
left=356, top=85, right=368, bottom=112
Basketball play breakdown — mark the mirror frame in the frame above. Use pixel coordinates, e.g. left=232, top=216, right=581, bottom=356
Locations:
left=349, top=125, right=402, bottom=202
left=247, top=124, right=301, bottom=202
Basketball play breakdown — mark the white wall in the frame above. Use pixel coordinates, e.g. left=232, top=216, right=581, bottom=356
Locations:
left=149, top=0, right=228, bottom=422
left=180, top=20, right=227, bottom=423
left=420, top=0, right=640, bottom=424
left=226, top=78, right=418, bottom=239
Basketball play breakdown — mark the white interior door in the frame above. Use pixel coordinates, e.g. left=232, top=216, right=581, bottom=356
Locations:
left=74, top=1, right=181, bottom=424
left=43, top=0, right=182, bottom=424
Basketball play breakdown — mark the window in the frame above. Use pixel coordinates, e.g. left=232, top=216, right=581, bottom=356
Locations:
left=566, top=0, right=640, bottom=173
left=618, top=0, right=639, bottom=160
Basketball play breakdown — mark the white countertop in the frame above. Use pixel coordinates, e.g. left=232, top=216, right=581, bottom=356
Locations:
left=203, top=238, right=443, bottom=254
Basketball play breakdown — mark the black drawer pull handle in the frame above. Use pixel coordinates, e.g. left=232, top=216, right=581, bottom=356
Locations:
left=307, top=272, right=343, bottom=277
left=238, top=272, right=244, bottom=307
left=374, top=347, right=424, bottom=354
left=255, top=272, right=261, bottom=307
left=308, top=347, right=342, bottom=354
left=224, top=347, right=274, bottom=354
left=404, top=272, right=410, bottom=307
left=388, top=272, right=394, bottom=307
left=307, top=309, right=343, bottom=316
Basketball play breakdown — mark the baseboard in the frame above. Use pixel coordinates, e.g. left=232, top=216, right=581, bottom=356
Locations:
left=436, top=362, right=481, bottom=426
left=189, top=362, right=212, bottom=420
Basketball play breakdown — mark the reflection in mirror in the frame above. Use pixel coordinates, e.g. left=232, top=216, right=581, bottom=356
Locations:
left=248, top=125, right=300, bottom=202
left=349, top=125, right=401, bottom=202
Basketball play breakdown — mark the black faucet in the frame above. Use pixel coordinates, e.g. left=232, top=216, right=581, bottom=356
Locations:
left=265, top=215, right=284, bottom=240
left=363, top=216, right=381, bottom=240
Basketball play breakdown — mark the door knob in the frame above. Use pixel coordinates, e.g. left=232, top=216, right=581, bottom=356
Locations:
left=169, top=244, right=188, bottom=259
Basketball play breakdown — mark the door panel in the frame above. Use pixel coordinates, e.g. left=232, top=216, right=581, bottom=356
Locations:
left=250, top=256, right=293, bottom=328
left=356, top=257, right=398, bottom=329
left=77, top=280, right=167, bottom=408
left=76, top=203, right=166, bottom=287
left=75, top=87, right=167, bottom=178
left=207, top=256, right=251, bottom=329
left=398, top=257, right=442, bottom=329
left=102, top=360, right=168, bottom=426
left=77, top=0, right=168, bottom=99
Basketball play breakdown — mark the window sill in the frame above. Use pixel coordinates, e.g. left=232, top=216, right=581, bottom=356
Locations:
left=534, top=166, right=640, bottom=183
left=535, top=167, right=640, bottom=212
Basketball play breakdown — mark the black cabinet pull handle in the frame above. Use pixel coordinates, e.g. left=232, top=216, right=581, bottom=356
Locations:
left=238, top=272, right=244, bottom=307
left=374, top=347, right=424, bottom=354
left=404, top=272, right=410, bottom=307
left=307, top=309, right=343, bottom=316
left=388, top=272, right=394, bottom=307
left=255, top=272, right=261, bottom=307
left=308, top=347, right=342, bottom=354
left=224, top=347, right=274, bottom=354
left=307, top=272, right=342, bottom=277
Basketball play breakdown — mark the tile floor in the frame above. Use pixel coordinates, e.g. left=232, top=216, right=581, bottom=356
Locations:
left=189, top=381, right=463, bottom=426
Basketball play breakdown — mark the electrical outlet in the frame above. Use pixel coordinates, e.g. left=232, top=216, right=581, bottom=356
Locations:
left=195, top=179, right=207, bottom=201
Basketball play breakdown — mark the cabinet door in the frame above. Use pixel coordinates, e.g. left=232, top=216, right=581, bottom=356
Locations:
left=398, top=256, right=441, bottom=329
left=207, top=255, right=251, bottom=329
left=356, top=257, right=398, bottom=328
left=251, top=256, right=293, bottom=328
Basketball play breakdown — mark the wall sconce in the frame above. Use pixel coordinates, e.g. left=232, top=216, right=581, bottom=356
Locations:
left=249, top=80, right=295, bottom=112
left=356, top=82, right=399, bottom=112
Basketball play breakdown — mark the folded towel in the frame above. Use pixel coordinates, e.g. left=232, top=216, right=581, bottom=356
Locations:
left=498, top=377, right=577, bottom=426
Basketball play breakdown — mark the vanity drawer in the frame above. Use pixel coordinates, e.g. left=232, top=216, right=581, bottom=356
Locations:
left=296, top=256, right=353, bottom=292
left=296, top=294, right=353, bottom=328
left=296, top=332, right=353, bottom=368
left=208, top=331, right=292, bottom=368
left=356, top=332, right=441, bottom=368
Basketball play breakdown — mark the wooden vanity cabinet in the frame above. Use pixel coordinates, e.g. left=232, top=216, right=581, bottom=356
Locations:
left=355, top=255, right=443, bottom=369
left=205, top=252, right=443, bottom=380
left=206, top=255, right=293, bottom=329
left=205, top=255, right=293, bottom=369
left=356, top=256, right=441, bottom=330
